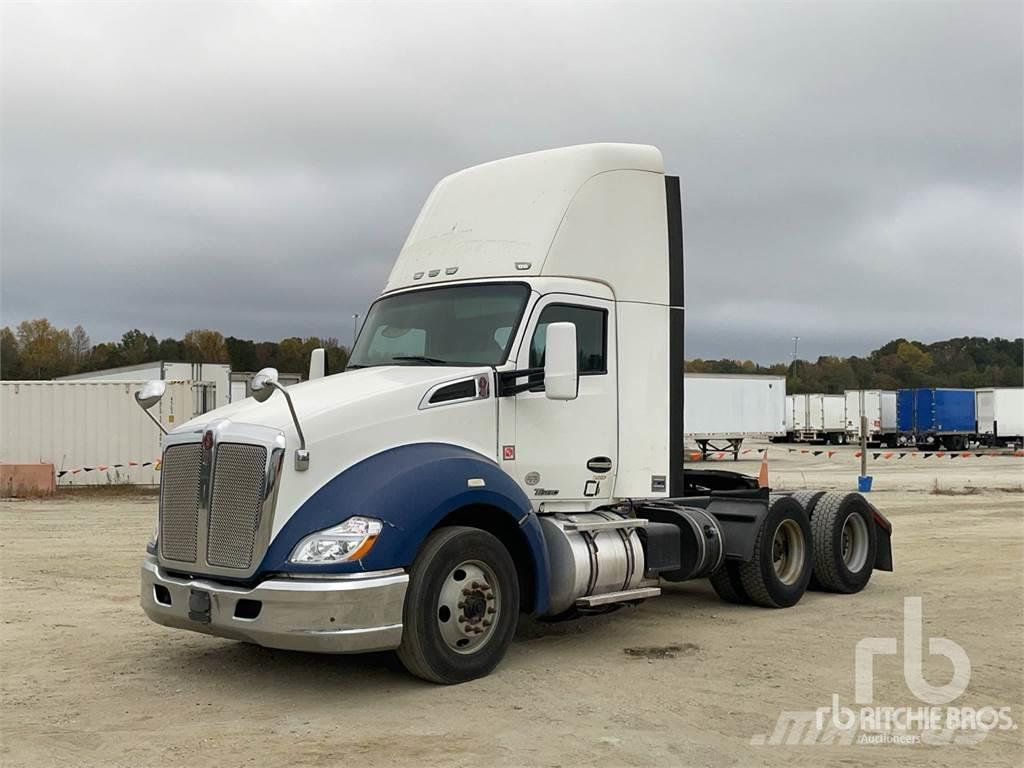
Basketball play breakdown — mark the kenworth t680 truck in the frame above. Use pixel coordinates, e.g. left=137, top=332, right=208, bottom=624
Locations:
left=137, top=144, right=893, bottom=683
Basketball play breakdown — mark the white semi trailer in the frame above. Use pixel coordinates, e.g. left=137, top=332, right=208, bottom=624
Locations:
left=785, top=393, right=848, bottom=444
left=975, top=387, right=1024, bottom=448
left=684, top=373, right=786, bottom=459
left=135, top=144, right=892, bottom=683
left=845, top=390, right=898, bottom=448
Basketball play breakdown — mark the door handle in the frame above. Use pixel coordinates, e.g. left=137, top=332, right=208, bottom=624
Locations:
left=586, top=457, right=613, bottom=473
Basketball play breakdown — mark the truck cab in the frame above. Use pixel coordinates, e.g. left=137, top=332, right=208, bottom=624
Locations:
left=138, top=144, right=892, bottom=683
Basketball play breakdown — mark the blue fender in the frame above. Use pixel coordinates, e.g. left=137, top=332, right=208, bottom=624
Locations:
left=257, top=442, right=551, bottom=615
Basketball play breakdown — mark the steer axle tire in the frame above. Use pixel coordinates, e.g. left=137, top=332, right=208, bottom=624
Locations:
left=738, top=496, right=813, bottom=608
left=810, top=492, right=877, bottom=594
left=397, top=526, right=519, bottom=684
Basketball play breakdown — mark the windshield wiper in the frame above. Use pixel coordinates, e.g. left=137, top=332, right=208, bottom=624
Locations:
left=390, top=355, right=450, bottom=366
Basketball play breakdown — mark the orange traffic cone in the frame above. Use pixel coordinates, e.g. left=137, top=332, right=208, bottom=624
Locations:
left=757, top=450, right=769, bottom=488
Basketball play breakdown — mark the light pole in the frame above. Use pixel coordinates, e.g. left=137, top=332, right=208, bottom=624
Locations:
left=791, top=335, right=800, bottom=362
left=352, top=313, right=360, bottom=349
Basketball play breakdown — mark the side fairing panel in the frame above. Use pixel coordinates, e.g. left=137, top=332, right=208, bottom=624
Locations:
left=614, top=301, right=671, bottom=497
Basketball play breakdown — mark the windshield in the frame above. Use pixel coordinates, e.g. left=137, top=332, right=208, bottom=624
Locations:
left=347, top=283, right=530, bottom=368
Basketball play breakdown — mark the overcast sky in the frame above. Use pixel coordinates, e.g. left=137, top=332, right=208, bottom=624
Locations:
left=2, top=2, right=1021, bottom=363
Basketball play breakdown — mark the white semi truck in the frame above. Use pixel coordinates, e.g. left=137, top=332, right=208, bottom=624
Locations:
left=136, top=144, right=893, bottom=683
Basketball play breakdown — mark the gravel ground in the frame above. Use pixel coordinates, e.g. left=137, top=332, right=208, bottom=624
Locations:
left=1, top=442, right=1022, bottom=767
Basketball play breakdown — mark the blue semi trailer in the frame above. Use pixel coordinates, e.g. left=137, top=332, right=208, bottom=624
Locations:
left=897, top=387, right=976, bottom=450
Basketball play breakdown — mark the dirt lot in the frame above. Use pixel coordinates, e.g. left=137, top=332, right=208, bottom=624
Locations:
left=2, top=443, right=1022, bottom=767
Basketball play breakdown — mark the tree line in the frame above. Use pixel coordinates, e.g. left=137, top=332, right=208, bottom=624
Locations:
left=0, top=319, right=350, bottom=380
left=1, top=319, right=1020, bottom=392
left=686, top=336, right=1022, bottom=393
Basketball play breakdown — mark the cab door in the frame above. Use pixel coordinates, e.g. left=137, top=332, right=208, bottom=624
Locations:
left=506, top=295, right=617, bottom=503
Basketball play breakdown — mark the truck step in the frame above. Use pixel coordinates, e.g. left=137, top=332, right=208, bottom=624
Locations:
left=561, top=517, right=648, bottom=533
left=575, top=587, right=661, bottom=608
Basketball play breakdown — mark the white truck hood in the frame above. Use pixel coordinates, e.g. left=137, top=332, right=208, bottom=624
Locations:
left=177, top=366, right=476, bottom=435
left=173, top=365, right=499, bottom=538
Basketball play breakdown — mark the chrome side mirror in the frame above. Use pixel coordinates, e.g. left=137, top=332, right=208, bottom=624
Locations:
left=251, top=367, right=279, bottom=403
left=134, top=380, right=168, bottom=434
left=543, top=322, right=579, bottom=401
left=249, top=367, right=309, bottom=471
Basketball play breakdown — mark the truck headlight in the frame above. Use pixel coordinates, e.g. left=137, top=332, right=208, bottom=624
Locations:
left=288, top=517, right=383, bottom=564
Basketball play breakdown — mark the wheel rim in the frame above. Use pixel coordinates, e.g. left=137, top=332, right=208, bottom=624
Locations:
left=840, top=512, right=870, bottom=573
left=437, top=559, right=501, bottom=655
left=771, top=519, right=805, bottom=586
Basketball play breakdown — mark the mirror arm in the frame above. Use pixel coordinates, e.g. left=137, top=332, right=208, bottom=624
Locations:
left=497, top=367, right=545, bottom=397
left=141, top=407, right=168, bottom=435
left=268, top=381, right=309, bottom=470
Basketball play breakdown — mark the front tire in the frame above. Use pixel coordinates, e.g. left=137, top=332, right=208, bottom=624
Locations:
left=397, top=526, right=519, bottom=684
left=738, top=496, right=812, bottom=607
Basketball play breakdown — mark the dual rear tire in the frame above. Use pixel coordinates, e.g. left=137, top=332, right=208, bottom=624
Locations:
left=710, top=491, right=876, bottom=607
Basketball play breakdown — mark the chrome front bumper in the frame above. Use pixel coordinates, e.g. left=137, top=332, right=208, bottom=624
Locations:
left=140, top=555, right=408, bottom=653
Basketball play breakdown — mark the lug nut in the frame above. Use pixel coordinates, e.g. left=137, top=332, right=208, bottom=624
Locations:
left=487, top=607, right=496, bottom=614
left=482, top=620, right=492, bottom=627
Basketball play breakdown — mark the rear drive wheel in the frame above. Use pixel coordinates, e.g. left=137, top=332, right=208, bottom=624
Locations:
left=784, top=491, right=826, bottom=590
left=810, top=492, right=877, bottom=594
left=397, top=526, right=519, bottom=684
left=738, top=496, right=812, bottom=607
left=709, top=562, right=750, bottom=604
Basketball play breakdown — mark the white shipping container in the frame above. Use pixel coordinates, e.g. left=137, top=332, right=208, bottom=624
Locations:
left=1, top=380, right=194, bottom=485
left=976, top=388, right=1024, bottom=439
left=845, top=390, right=897, bottom=438
left=58, top=361, right=232, bottom=410
left=684, top=374, right=786, bottom=438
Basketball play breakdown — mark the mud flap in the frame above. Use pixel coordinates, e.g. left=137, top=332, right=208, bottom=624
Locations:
left=864, top=499, right=894, bottom=572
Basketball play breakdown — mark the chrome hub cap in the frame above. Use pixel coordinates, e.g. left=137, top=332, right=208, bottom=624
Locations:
left=840, top=512, right=870, bottom=572
left=771, top=519, right=805, bottom=586
left=437, top=560, right=500, bottom=654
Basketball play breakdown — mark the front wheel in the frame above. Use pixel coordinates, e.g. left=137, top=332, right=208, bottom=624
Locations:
left=397, top=526, right=519, bottom=684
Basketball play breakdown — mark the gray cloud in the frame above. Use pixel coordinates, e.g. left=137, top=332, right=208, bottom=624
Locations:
left=2, top=1, right=1021, bottom=362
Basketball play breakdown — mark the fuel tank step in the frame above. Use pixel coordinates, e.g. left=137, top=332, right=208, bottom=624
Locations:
left=575, top=587, right=661, bottom=608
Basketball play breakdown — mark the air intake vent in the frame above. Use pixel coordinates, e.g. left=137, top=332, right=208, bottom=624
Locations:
left=429, top=379, right=477, bottom=404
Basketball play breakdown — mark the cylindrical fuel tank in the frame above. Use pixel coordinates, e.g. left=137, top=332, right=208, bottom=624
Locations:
left=539, top=511, right=646, bottom=615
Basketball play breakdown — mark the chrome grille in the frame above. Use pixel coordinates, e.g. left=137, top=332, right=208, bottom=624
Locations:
left=206, top=443, right=268, bottom=569
left=159, top=443, right=202, bottom=562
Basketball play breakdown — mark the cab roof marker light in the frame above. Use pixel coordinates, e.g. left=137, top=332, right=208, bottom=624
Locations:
left=467, top=478, right=486, bottom=487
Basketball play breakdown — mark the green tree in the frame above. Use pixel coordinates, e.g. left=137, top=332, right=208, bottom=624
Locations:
left=182, top=329, right=229, bottom=363
left=15, top=318, right=74, bottom=378
left=0, top=326, right=21, bottom=379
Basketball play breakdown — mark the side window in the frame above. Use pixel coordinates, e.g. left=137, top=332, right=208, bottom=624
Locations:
left=529, top=304, right=607, bottom=375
